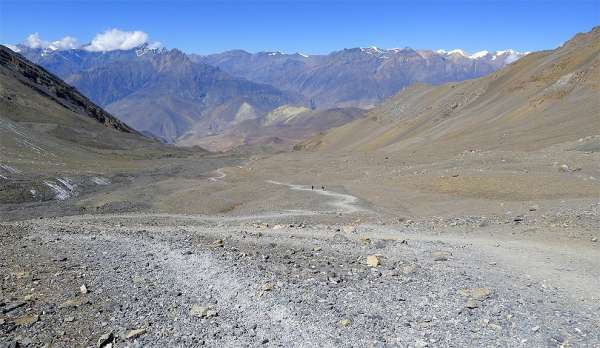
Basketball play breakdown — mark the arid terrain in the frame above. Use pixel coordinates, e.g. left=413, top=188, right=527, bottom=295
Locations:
left=1, top=23, right=599, bottom=348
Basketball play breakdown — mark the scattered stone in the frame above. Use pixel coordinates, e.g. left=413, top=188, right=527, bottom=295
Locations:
left=59, top=298, right=86, bottom=308
left=97, top=332, right=114, bottom=347
left=359, top=237, right=371, bottom=245
left=64, top=316, right=75, bottom=322
left=465, top=298, right=480, bottom=309
left=272, top=224, right=284, bottom=230
left=529, top=205, right=539, bottom=211
left=312, top=246, right=322, bottom=252
left=532, top=326, right=540, bottom=333
left=80, top=284, right=88, bottom=294
left=342, top=225, right=356, bottom=234
left=190, top=304, right=218, bottom=318
left=214, top=239, right=224, bottom=247
left=262, top=283, right=274, bottom=292
left=432, top=251, right=451, bottom=261
left=401, top=264, right=417, bottom=274
left=458, top=287, right=492, bottom=300
left=340, top=318, right=351, bottom=327
left=459, top=288, right=492, bottom=309
left=559, top=164, right=570, bottom=172
left=13, top=313, right=39, bottom=326
left=592, top=237, right=598, bottom=243
left=415, top=338, right=428, bottom=347
left=125, top=328, right=146, bottom=340
left=366, top=255, right=380, bottom=267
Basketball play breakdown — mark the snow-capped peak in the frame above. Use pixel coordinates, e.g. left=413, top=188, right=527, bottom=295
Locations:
left=3, top=44, right=21, bottom=53
left=436, top=48, right=527, bottom=63
left=297, top=52, right=309, bottom=58
left=135, top=42, right=164, bottom=56
left=469, top=50, right=489, bottom=59
left=447, top=49, right=467, bottom=56
left=360, top=46, right=383, bottom=54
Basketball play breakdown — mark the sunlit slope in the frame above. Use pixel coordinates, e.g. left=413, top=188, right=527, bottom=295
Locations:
left=301, top=27, right=600, bottom=155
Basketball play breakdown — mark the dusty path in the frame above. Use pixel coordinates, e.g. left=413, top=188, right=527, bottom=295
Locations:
left=1, top=173, right=599, bottom=346
left=266, top=180, right=366, bottom=214
left=208, top=167, right=227, bottom=182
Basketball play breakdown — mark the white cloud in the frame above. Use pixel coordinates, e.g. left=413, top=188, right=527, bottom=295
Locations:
left=24, top=33, right=44, bottom=48
left=22, top=33, right=79, bottom=51
left=84, top=29, right=151, bottom=52
left=19, top=29, right=159, bottom=52
left=49, top=36, right=79, bottom=50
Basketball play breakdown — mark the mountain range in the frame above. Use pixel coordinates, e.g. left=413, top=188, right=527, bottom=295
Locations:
left=299, top=27, right=600, bottom=155
left=194, top=47, right=527, bottom=109
left=7, top=42, right=527, bottom=148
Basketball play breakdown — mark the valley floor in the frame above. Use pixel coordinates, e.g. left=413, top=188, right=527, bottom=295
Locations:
left=1, top=137, right=600, bottom=347
left=1, top=180, right=599, bottom=347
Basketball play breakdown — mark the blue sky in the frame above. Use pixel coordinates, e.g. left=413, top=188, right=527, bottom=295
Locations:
left=0, top=0, right=598, bottom=54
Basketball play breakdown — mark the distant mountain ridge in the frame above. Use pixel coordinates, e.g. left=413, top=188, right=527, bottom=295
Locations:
left=14, top=44, right=304, bottom=142
left=194, top=46, right=528, bottom=108
left=8, top=41, right=527, bottom=148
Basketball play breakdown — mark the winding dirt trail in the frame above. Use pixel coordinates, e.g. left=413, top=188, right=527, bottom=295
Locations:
left=266, top=180, right=366, bottom=214
left=208, top=168, right=227, bottom=182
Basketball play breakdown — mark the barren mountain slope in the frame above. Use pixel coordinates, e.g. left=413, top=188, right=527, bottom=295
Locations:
left=301, top=27, right=600, bottom=155
left=178, top=106, right=365, bottom=151
left=0, top=46, right=219, bottom=206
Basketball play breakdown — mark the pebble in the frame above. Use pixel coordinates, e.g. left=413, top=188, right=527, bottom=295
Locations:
left=190, top=304, right=218, bottom=318
left=80, top=284, right=88, bottom=294
left=366, top=255, right=380, bottom=267
left=340, top=318, right=351, bottom=327
left=262, top=283, right=274, bottom=291
left=126, top=328, right=147, bottom=339
left=432, top=251, right=451, bottom=261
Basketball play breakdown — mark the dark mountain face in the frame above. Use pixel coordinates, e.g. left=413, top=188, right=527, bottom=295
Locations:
left=0, top=45, right=139, bottom=135
left=197, top=47, right=527, bottom=108
left=18, top=45, right=305, bottom=142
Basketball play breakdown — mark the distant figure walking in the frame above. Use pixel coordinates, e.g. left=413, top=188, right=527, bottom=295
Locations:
left=311, top=185, right=314, bottom=190
left=322, top=185, right=325, bottom=191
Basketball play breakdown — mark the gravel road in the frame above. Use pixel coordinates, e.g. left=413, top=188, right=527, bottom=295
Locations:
left=1, top=183, right=599, bottom=347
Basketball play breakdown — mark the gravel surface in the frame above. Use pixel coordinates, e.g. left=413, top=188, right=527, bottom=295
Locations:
left=1, top=189, right=599, bottom=347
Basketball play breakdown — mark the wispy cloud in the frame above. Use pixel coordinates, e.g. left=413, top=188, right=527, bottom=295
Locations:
left=84, top=29, right=160, bottom=52
left=23, top=33, right=79, bottom=50
left=18, top=29, right=160, bottom=52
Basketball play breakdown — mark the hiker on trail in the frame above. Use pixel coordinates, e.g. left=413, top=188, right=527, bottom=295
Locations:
left=322, top=186, right=325, bottom=191
left=311, top=185, right=314, bottom=190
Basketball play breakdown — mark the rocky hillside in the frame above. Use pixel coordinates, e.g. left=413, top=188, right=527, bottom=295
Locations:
left=196, top=47, right=527, bottom=109
left=299, top=27, right=600, bottom=154
left=0, top=45, right=138, bottom=134
left=0, top=46, right=193, bottom=204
